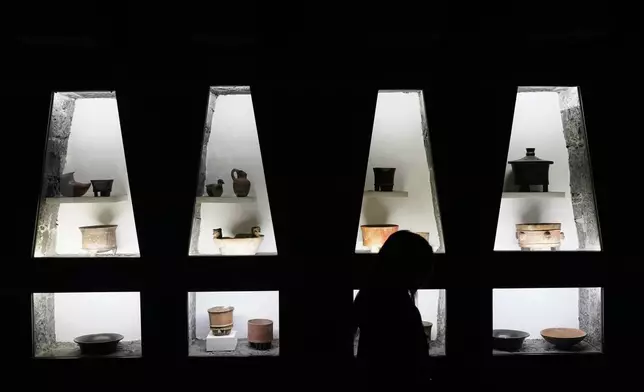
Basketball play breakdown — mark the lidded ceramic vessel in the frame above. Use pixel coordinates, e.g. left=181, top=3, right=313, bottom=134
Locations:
left=508, top=148, right=554, bottom=192
left=208, top=306, right=234, bottom=336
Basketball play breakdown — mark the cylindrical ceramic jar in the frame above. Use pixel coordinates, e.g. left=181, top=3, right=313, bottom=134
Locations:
left=373, top=168, right=396, bottom=191
left=208, top=306, right=234, bottom=336
left=516, top=223, right=564, bottom=250
left=79, top=225, right=118, bottom=255
left=361, top=224, right=399, bottom=253
left=248, top=319, right=274, bottom=350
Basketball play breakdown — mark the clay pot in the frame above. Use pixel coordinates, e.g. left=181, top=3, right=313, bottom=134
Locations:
left=541, top=328, right=586, bottom=349
left=516, top=223, right=565, bottom=250
left=493, top=329, right=530, bottom=351
left=206, top=179, right=224, bottom=197
left=60, top=172, right=91, bottom=197
left=91, top=179, right=114, bottom=197
left=422, top=321, right=433, bottom=343
left=213, top=226, right=264, bottom=255
left=208, top=306, right=234, bottom=336
left=248, top=319, right=273, bottom=350
left=361, top=224, right=399, bottom=253
left=79, top=225, right=118, bottom=255
left=509, top=148, right=554, bottom=192
left=231, top=169, right=251, bottom=197
left=373, top=168, right=396, bottom=191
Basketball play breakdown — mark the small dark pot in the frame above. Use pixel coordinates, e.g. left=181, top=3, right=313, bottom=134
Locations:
left=91, top=179, right=114, bottom=197
left=206, top=184, right=224, bottom=197
left=373, top=168, right=396, bottom=192
left=493, top=329, right=530, bottom=351
left=422, top=321, right=433, bottom=343
left=74, top=333, right=123, bottom=355
left=508, top=148, right=554, bottom=192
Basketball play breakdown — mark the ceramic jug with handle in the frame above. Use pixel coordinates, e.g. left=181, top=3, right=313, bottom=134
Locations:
left=231, top=168, right=251, bottom=197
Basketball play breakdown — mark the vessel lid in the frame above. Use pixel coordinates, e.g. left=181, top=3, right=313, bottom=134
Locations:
left=208, top=306, right=234, bottom=313
left=508, top=148, right=554, bottom=165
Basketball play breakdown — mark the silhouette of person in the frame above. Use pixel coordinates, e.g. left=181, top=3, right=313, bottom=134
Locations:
left=353, top=230, right=434, bottom=389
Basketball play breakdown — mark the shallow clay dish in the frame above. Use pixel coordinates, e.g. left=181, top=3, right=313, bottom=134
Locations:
left=540, top=328, right=586, bottom=349
left=74, top=333, right=124, bottom=355
left=493, top=329, right=530, bottom=351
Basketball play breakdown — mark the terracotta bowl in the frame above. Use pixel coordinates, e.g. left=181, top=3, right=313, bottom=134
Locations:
left=540, top=328, right=586, bottom=349
left=493, top=329, right=530, bottom=351
left=360, top=224, right=399, bottom=252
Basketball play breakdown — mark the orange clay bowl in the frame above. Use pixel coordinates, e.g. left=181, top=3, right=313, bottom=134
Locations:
left=540, top=328, right=586, bottom=349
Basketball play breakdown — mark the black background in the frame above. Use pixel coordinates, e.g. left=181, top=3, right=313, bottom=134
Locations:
left=2, top=3, right=642, bottom=390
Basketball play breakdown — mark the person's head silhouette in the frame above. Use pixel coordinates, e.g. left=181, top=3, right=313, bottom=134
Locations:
left=371, top=230, right=434, bottom=295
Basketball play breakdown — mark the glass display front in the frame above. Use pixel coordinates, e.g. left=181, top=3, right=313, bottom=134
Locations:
left=32, top=292, right=142, bottom=358
left=493, top=288, right=602, bottom=354
left=494, top=87, right=600, bottom=251
left=353, top=289, right=445, bottom=356
left=356, top=90, right=444, bottom=254
left=188, top=291, right=279, bottom=357
left=34, top=91, right=139, bottom=257
left=189, top=86, right=276, bottom=256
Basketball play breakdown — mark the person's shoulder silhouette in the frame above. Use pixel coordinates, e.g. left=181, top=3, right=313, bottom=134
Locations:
left=353, top=230, right=434, bottom=388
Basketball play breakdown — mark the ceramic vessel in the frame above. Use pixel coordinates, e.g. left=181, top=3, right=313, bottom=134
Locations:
left=74, top=333, right=124, bottom=355
left=422, top=321, right=433, bottom=343
left=206, top=179, right=224, bottom=197
left=516, top=223, right=564, bottom=250
left=231, top=169, right=251, bottom=197
left=361, top=224, right=399, bottom=253
left=541, top=328, right=586, bottom=349
left=248, top=319, right=274, bottom=350
left=91, top=179, right=114, bottom=197
left=509, top=148, right=554, bottom=192
left=208, top=306, right=234, bottom=336
left=492, top=329, right=530, bottom=351
left=60, top=172, right=91, bottom=197
left=79, top=225, right=118, bottom=255
left=373, top=168, right=396, bottom=191
left=213, top=226, right=264, bottom=255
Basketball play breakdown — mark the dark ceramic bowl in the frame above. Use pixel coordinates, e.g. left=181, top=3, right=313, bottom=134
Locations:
left=60, top=182, right=91, bottom=197
left=493, top=329, right=530, bottom=351
left=91, top=179, right=114, bottom=192
left=74, top=333, right=124, bottom=355
left=541, top=328, right=586, bottom=349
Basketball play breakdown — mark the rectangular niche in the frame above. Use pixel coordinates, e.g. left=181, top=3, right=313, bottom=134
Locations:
left=495, top=87, right=600, bottom=251
left=188, top=291, right=279, bottom=357
left=493, top=288, right=602, bottom=355
left=34, top=91, right=139, bottom=257
left=353, top=289, right=446, bottom=357
left=356, top=90, right=445, bottom=254
left=189, top=86, right=277, bottom=256
left=32, top=292, right=142, bottom=358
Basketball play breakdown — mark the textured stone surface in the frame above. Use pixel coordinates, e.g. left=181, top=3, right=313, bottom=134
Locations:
left=34, top=94, right=76, bottom=256
left=557, top=88, right=601, bottom=250
left=59, top=91, right=116, bottom=99
left=353, top=336, right=446, bottom=357
left=210, top=86, right=250, bottom=96
left=36, top=340, right=142, bottom=358
left=32, top=293, right=55, bottom=355
left=419, top=91, right=445, bottom=253
left=190, top=93, right=218, bottom=255
left=436, top=289, right=446, bottom=344
left=188, top=292, right=196, bottom=341
left=190, top=338, right=279, bottom=357
left=493, top=338, right=600, bottom=355
left=579, top=287, right=602, bottom=349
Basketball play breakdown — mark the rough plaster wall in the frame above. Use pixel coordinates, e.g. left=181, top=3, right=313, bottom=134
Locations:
left=578, top=287, right=602, bottom=349
left=436, top=289, right=446, bottom=343
left=557, top=88, right=601, bottom=250
left=32, top=293, right=55, bottom=354
left=190, top=93, right=217, bottom=255
left=419, top=92, right=445, bottom=253
left=34, top=94, right=75, bottom=256
left=188, top=292, right=196, bottom=341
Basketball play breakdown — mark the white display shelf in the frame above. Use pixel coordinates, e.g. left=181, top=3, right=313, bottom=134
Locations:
left=502, top=192, right=566, bottom=199
left=196, top=196, right=257, bottom=204
left=363, top=190, right=409, bottom=198
left=46, top=195, right=129, bottom=204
